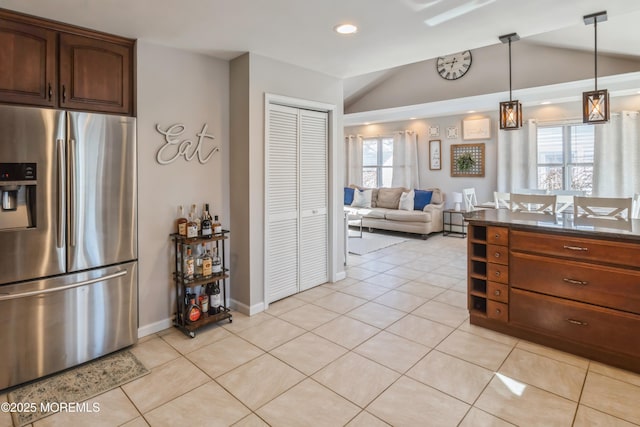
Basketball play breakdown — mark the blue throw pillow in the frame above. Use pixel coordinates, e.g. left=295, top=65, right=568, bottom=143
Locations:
left=344, top=187, right=355, bottom=205
left=414, top=189, right=433, bottom=210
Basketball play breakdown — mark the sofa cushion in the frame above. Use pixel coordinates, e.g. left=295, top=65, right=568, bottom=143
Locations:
left=352, top=185, right=379, bottom=207
left=376, top=187, right=406, bottom=209
left=351, top=189, right=372, bottom=208
left=413, top=190, right=433, bottom=210
left=385, top=210, right=432, bottom=223
left=399, top=190, right=415, bottom=211
left=360, top=208, right=389, bottom=219
left=344, top=187, right=355, bottom=205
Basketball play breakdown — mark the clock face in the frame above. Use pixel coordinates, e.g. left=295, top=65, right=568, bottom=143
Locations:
left=436, top=51, right=472, bottom=80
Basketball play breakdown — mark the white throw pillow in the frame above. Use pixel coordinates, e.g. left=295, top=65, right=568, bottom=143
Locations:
left=398, top=190, right=415, bottom=211
left=351, top=189, right=372, bottom=208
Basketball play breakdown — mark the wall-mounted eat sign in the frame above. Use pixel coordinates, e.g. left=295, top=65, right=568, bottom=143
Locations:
left=155, top=123, right=220, bottom=165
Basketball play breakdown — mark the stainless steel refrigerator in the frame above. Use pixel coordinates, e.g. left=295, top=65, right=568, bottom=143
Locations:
left=0, top=105, right=137, bottom=390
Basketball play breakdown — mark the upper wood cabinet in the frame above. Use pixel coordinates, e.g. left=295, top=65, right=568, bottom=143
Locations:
left=0, top=9, right=134, bottom=115
left=0, top=18, right=57, bottom=107
left=59, top=34, right=132, bottom=114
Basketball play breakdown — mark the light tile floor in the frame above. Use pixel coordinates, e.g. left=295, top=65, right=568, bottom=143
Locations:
left=3, top=234, right=640, bottom=426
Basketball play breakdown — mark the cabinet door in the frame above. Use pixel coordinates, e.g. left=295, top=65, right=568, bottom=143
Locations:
left=59, top=33, right=132, bottom=115
left=0, top=18, right=56, bottom=107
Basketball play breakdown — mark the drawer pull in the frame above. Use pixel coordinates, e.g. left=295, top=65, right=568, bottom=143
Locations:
left=494, top=233, right=501, bottom=240
left=494, top=252, right=501, bottom=258
left=494, top=290, right=501, bottom=296
left=563, top=278, right=588, bottom=286
left=566, top=318, right=588, bottom=326
left=563, top=245, right=588, bottom=252
left=495, top=271, right=501, bottom=277
left=495, top=308, right=501, bottom=315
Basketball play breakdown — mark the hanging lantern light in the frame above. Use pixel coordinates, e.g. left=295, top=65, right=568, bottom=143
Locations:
left=582, top=11, right=609, bottom=124
left=499, top=33, right=522, bottom=130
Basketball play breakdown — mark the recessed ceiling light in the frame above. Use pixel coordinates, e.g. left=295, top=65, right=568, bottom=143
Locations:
left=540, top=101, right=551, bottom=105
left=334, top=23, right=358, bottom=34
left=467, top=110, right=476, bottom=114
left=364, top=122, right=371, bottom=125
left=410, top=117, right=417, bottom=120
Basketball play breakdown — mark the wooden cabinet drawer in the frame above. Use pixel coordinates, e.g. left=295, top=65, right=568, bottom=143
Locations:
left=487, top=300, right=508, bottom=322
left=487, top=263, right=509, bottom=284
left=487, top=244, right=509, bottom=265
left=511, top=252, right=640, bottom=314
left=487, top=281, right=508, bottom=303
left=511, top=288, right=640, bottom=358
left=511, top=230, right=640, bottom=268
left=487, top=226, right=509, bottom=246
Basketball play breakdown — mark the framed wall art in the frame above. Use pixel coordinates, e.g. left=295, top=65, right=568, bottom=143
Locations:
left=429, top=125, right=440, bottom=137
left=446, top=126, right=458, bottom=139
left=451, top=143, right=485, bottom=177
left=429, top=139, right=441, bottom=170
left=462, top=117, right=491, bottom=140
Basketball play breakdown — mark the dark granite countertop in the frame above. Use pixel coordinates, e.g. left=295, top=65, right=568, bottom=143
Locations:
left=464, top=209, right=640, bottom=242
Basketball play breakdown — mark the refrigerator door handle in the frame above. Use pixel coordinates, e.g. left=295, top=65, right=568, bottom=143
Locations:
left=0, top=270, right=127, bottom=301
left=68, top=138, right=76, bottom=247
left=56, top=138, right=65, bottom=249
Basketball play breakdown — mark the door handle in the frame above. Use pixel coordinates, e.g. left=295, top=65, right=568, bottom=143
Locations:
left=0, top=270, right=127, bottom=301
left=563, top=278, right=588, bottom=286
left=56, top=139, right=65, bottom=249
left=68, top=138, right=76, bottom=247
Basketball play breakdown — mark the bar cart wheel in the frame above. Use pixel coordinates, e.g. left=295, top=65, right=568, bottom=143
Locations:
left=189, top=331, right=196, bottom=338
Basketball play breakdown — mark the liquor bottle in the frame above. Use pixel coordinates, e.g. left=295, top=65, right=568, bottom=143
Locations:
left=186, top=210, right=198, bottom=238
left=195, top=243, right=204, bottom=277
left=209, top=283, right=221, bottom=314
left=191, top=204, right=201, bottom=233
left=211, top=247, right=222, bottom=274
left=212, top=215, right=222, bottom=234
left=186, top=294, right=202, bottom=323
left=183, top=246, right=195, bottom=280
left=176, top=205, right=187, bottom=236
left=202, top=247, right=212, bottom=277
left=201, top=204, right=213, bottom=238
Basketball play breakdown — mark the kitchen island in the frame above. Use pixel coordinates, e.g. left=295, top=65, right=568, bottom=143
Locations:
left=465, top=209, right=640, bottom=373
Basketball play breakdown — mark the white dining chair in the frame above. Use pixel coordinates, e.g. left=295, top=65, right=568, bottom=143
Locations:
left=510, top=193, right=557, bottom=215
left=493, top=191, right=510, bottom=209
left=574, top=196, right=632, bottom=219
left=632, top=193, right=640, bottom=219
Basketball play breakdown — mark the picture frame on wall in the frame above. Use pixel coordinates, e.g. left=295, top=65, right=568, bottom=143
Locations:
left=429, top=125, right=440, bottom=137
left=446, top=126, right=458, bottom=139
left=429, top=139, right=441, bottom=170
left=451, top=143, right=485, bottom=177
left=462, top=117, right=491, bottom=140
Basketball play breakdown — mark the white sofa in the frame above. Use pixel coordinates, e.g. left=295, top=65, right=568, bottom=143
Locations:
left=345, top=186, right=445, bottom=238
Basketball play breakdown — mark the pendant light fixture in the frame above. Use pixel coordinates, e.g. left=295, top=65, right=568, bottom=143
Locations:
left=582, top=11, right=609, bottom=124
left=499, top=33, right=522, bottom=130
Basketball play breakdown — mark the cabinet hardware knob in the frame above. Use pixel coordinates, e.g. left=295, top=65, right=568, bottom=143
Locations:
left=494, top=234, right=500, bottom=239
left=566, top=318, right=588, bottom=326
left=563, top=278, right=588, bottom=286
left=62, top=85, right=66, bottom=102
left=563, top=245, right=588, bottom=252
left=494, top=290, right=501, bottom=296
left=48, top=83, right=52, bottom=101
left=494, top=252, right=501, bottom=258
left=495, top=271, right=501, bottom=277
left=495, top=309, right=501, bottom=314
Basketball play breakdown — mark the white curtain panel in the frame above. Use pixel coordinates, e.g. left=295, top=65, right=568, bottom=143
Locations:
left=346, top=135, right=363, bottom=186
left=593, top=111, right=640, bottom=197
left=497, top=119, right=538, bottom=192
left=391, top=131, right=420, bottom=189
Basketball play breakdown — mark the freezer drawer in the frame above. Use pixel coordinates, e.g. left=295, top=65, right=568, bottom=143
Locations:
left=0, top=261, right=137, bottom=390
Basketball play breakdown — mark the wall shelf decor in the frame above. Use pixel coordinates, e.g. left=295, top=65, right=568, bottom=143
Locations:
left=429, top=139, right=441, bottom=170
left=463, top=118, right=491, bottom=140
left=451, top=143, right=485, bottom=177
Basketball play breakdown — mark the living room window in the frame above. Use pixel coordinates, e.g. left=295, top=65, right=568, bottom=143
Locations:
left=362, top=137, right=393, bottom=187
left=537, top=124, right=594, bottom=194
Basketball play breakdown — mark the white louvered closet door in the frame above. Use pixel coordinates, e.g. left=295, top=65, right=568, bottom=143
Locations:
left=265, top=104, right=300, bottom=302
left=265, top=104, right=329, bottom=303
left=299, top=109, right=328, bottom=291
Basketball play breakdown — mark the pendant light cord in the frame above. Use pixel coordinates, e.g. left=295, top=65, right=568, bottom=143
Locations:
left=594, top=18, right=598, bottom=91
left=508, top=38, right=513, bottom=101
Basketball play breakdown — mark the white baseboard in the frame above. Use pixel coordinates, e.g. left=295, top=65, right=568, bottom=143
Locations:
left=334, top=271, right=347, bottom=281
left=229, top=298, right=265, bottom=316
left=138, top=317, right=173, bottom=338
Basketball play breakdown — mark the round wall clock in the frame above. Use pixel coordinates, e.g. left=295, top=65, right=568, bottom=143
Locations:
left=436, top=51, right=472, bottom=80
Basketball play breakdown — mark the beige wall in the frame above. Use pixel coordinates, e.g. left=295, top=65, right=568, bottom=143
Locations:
left=136, top=40, right=230, bottom=335
left=346, top=42, right=640, bottom=113
left=230, top=53, right=344, bottom=314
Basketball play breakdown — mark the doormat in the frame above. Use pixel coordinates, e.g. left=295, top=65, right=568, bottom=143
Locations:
left=348, top=232, right=409, bottom=255
left=7, top=350, right=148, bottom=427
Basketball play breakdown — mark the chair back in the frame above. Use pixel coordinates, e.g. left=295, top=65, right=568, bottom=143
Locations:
left=511, top=193, right=557, bottom=214
left=574, top=196, right=632, bottom=219
left=462, top=188, right=478, bottom=212
left=493, top=192, right=510, bottom=209
left=555, top=194, right=574, bottom=213
left=632, top=193, right=640, bottom=219
left=515, top=188, right=548, bottom=195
